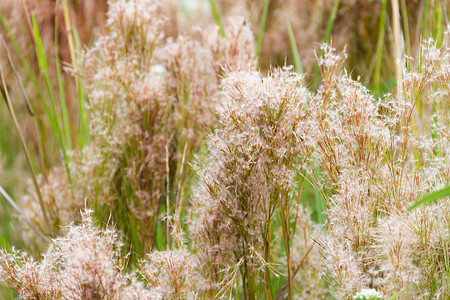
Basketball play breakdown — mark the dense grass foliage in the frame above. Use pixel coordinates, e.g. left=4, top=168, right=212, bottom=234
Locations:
left=0, top=0, right=448, bottom=299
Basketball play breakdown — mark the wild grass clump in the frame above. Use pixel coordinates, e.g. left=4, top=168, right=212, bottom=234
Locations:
left=19, top=0, right=256, bottom=256
left=0, top=209, right=162, bottom=299
left=190, top=68, right=311, bottom=298
left=300, top=41, right=449, bottom=299
left=0, top=0, right=448, bottom=299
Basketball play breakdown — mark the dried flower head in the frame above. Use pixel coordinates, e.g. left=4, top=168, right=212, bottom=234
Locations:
left=191, top=67, right=310, bottom=296
left=0, top=209, right=158, bottom=299
left=139, top=249, right=199, bottom=299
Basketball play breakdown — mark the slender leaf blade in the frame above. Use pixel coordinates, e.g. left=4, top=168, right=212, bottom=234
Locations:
left=31, top=15, right=48, bottom=74
left=408, top=185, right=450, bottom=211
left=387, top=290, right=404, bottom=300
left=255, top=0, right=271, bottom=60
left=286, top=17, right=303, bottom=74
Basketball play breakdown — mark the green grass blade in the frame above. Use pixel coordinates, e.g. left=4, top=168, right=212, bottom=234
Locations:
left=127, top=212, right=144, bottom=259
left=372, top=0, right=388, bottom=93
left=32, top=16, right=48, bottom=74
left=286, top=17, right=303, bottom=74
left=387, top=290, right=404, bottom=300
left=32, top=14, right=71, bottom=183
left=0, top=33, right=34, bottom=116
left=408, top=185, right=450, bottom=211
left=0, top=13, right=41, bottom=94
left=55, top=18, right=72, bottom=151
left=422, top=0, right=430, bottom=39
left=0, top=25, right=49, bottom=176
left=435, top=0, right=444, bottom=47
left=30, top=15, right=59, bottom=133
left=400, top=0, right=411, bottom=57
left=73, top=28, right=90, bottom=150
left=311, top=0, right=341, bottom=90
left=0, top=195, right=13, bottom=253
left=0, top=234, right=12, bottom=254
left=208, top=0, right=225, bottom=37
left=255, top=0, right=271, bottom=60
left=322, top=0, right=341, bottom=52
left=0, top=185, right=50, bottom=243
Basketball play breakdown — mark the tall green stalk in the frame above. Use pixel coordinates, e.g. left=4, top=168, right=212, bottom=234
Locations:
left=400, top=0, right=412, bottom=57
left=422, top=0, right=430, bottom=40
left=263, top=226, right=274, bottom=299
left=0, top=13, right=43, bottom=100
left=0, top=16, right=50, bottom=172
left=280, top=208, right=293, bottom=299
left=0, top=185, right=49, bottom=243
left=373, top=0, right=388, bottom=92
left=208, top=0, right=225, bottom=37
left=286, top=16, right=303, bottom=75
left=311, top=0, right=341, bottom=90
left=73, top=29, right=90, bottom=152
left=55, top=18, right=73, bottom=152
left=255, top=0, right=271, bottom=60
left=31, top=14, right=72, bottom=184
left=0, top=31, right=47, bottom=172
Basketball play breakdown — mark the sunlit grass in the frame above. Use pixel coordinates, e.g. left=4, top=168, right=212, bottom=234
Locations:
left=0, top=0, right=448, bottom=299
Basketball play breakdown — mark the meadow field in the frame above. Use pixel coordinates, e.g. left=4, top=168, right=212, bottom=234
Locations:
left=0, top=0, right=448, bottom=299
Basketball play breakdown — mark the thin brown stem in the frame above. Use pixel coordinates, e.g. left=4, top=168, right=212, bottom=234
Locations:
left=0, top=69, right=50, bottom=234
